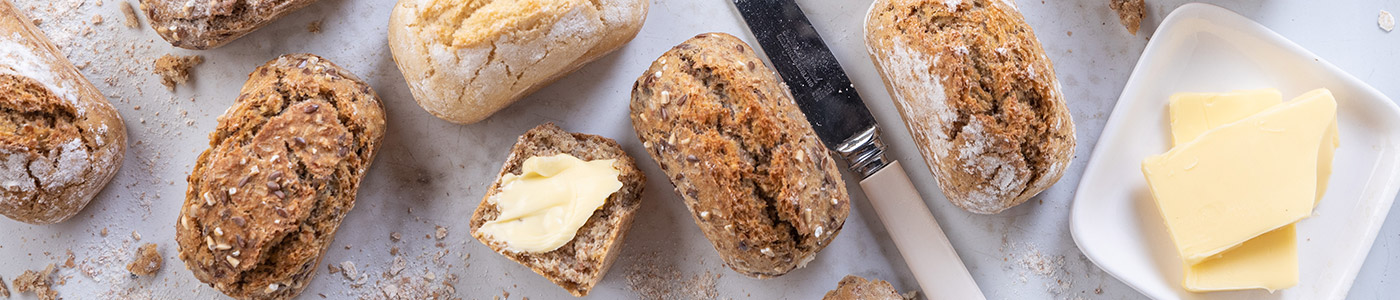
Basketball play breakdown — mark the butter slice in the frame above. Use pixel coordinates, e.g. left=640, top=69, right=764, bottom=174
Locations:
left=478, top=154, right=622, bottom=253
left=1142, top=92, right=1336, bottom=265
left=1169, top=89, right=1331, bottom=292
left=1186, top=225, right=1298, bottom=292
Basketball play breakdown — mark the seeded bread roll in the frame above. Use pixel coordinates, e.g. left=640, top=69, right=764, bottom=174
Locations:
left=469, top=123, right=644, bottom=297
left=865, top=0, right=1076, bottom=214
left=141, top=0, right=320, bottom=49
left=629, top=33, right=850, bottom=278
left=175, top=54, right=385, bottom=300
left=387, top=0, right=648, bottom=124
left=822, top=275, right=904, bottom=300
left=0, top=0, right=127, bottom=225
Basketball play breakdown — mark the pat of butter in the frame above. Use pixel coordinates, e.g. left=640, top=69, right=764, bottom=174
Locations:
left=1186, top=225, right=1297, bottom=292
left=478, top=154, right=622, bottom=253
left=1169, top=89, right=1340, bottom=292
left=1142, top=91, right=1336, bottom=266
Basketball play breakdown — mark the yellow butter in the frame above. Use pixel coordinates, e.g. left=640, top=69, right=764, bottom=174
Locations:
left=478, top=154, right=621, bottom=253
left=1169, top=89, right=1342, bottom=292
left=1185, top=225, right=1298, bottom=292
left=1142, top=91, right=1335, bottom=266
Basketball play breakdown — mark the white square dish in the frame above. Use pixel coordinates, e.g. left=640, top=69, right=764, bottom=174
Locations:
left=1070, top=3, right=1400, bottom=300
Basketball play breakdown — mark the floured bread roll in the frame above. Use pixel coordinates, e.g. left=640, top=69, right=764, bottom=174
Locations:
left=388, top=0, right=649, bottom=124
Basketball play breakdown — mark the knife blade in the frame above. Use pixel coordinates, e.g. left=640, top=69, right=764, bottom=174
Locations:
left=732, top=1, right=986, bottom=299
left=731, top=0, right=876, bottom=152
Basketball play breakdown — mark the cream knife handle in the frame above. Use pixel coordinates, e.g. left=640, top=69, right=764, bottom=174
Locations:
left=859, top=161, right=986, bottom=300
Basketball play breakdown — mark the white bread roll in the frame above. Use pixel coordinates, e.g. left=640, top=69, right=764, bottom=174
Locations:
left=388, top=0, right=648, bottom=124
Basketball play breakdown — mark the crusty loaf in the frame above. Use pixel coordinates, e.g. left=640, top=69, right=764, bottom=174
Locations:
left=822, top=275, right=904, bottom=300
left=141, top=0, right=319, bottom=49
left=865, top=0, right=1076, bottom=214
left=175, top=54, right=385, bottom=300
left=387, top=0, right=648, bottom=124
left=469, top=123, right=644, bottom=297
left=0, top=0, right=126, bottom=225
left=629, top=33, right=850, bottom=278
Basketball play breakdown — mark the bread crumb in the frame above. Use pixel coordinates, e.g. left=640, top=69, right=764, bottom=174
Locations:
left=626, top=250, right=719, bottom=300
left=100, top=227, right=108, bottom=237
left=307, top=20, right=323, bottom=33
left=1109, top=0, right=1146, bottom=34
left=120, top=1, right=141, bottom=28
left=391, top=232, right=402, bottom=242
left=131, top=230, right=141, bottom=241
left=435, top=226, right=447, bottom=240
left=0, top=275, right=9, bottom=298
left=154, top=54, right=203, bottom=90
left=91, top=14, right=103, bottom=25
left=1381, top=10, right=1395, bottom=32
left=126, top=243, right=162, bottom=276
left=12, top=264, right=58, bottom=300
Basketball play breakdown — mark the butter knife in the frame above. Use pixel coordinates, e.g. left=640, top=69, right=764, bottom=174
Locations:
left=731, top=0, right=986, bottom=298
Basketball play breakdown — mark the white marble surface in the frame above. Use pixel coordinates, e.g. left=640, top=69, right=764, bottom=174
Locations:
left=0, top=0, right=1394, bottom=299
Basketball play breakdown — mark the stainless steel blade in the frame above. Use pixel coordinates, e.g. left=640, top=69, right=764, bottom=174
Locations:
left=731, top=0, right=879, bottom=153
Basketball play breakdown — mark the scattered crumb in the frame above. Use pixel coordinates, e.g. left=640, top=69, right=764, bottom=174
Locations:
left=1381, top=10, right=1395, bottom=32
left=126, top=243, right=162, bottom=276
left=154, top=54, right=203, bottom=90
left=100, top=227, right=108, bottom=237
left=131, top=230, right=141, bottom=241
left=389, top=246, right=399, bottom=256
left=91, top=14, right=103, bottom=25
left=31, top=18, right=41, bottom=26
left=626, top=250, right=719, bottom=300
left=63, top=250, right=76, bottom=268
left=0, top=275, right=9, bottom=298
left=391, top=232, right=402, bottom=242
left=120, top=1, right=141, bottom=28
left=307, top=20, right=323, bottom=33
left=900, top=290, right=919, bottom=300
left=435, top=226, right=447, bottom=240
left=327, top=264, right=340, bottom=274
left=1109, top=0, right=1146, bottom=34
left=12, top=264, right=58, bottom=300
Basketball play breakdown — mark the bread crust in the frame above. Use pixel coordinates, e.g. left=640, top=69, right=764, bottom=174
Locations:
left=865, top=0, right=1075, bottom=214
left=469, top=123, right=644, bottom=297
left=821, top=275, right=903, bottom=300
left=140, top=0, right=319, bottom=49
left=175, top=54, right=385, bottom=300
left=387, top=0, right=648, bottom=124
left=0, top=0, right=127, bottom=225
left=629, top=33, right=850, bottom=278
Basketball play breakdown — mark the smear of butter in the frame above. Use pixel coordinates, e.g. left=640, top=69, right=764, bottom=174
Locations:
left=478, top=153, right=621, bottom=253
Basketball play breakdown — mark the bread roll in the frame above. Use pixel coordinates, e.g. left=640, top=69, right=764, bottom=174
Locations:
left=822, top=275, right=904, bottom=300
left=388, top=0, right=648, bottom=124
left=0, top=0, right=126, bottom=225
left=865, top=0, right=1075, bottom=214
left=469, top=123, right=644, bottom=296
left=629, top=33, right=849, bottom=278
left=141, top=0, right=320, bottom=49
left=175, top=54, right=385, bottom=300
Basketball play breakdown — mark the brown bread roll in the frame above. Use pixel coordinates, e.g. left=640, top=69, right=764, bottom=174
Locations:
left=629, top=32, right=850, bottom=278
left=175, top=54, right=385, bottom=299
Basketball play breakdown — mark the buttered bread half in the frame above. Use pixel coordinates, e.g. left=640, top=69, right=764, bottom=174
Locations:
left=388, top=0, right=648, bottom=124
left=469, top=123, right=645, bottom=296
